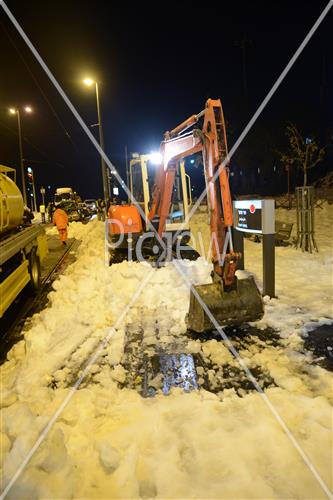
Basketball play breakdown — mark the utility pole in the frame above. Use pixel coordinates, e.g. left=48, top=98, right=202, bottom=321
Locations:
left=82, top=78, right=109, bottom=204
left=32, top=170, right=37, bottom=212
left=95, top=82, right=109, bottom=203
left=16, top=110, right=27, bottom=205
left=9, top=105, right=33, bottom=205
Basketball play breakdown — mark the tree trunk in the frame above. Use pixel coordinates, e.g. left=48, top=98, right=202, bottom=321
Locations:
left=287, top=166, right=291, bottom=209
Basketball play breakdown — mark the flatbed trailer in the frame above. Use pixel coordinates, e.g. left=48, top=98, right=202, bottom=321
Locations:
left=0, top=224, right=48, bottom=317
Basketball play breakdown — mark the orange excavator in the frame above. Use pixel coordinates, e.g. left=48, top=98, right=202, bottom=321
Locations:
left=108, top=98, right=264, bottom=332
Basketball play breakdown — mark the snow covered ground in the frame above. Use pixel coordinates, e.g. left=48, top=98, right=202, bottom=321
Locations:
left=1, top=205, right=332, bottom=499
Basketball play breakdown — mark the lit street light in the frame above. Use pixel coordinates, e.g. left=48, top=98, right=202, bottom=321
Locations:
left=83, top=77, right=109, bottom=202
left=83, top=78, right=94, bottom=87
left=8, top=106, right=33, bottom=205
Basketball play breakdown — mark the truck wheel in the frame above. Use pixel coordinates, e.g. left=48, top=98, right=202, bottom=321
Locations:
left=29, top=247, right=41, bottom=292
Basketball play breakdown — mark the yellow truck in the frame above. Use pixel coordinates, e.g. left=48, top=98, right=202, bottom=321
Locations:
left=0, top=165, right=48, bottom=317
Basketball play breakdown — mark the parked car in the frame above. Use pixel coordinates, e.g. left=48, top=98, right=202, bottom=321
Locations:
left=84, top=199, right=97, bottom=214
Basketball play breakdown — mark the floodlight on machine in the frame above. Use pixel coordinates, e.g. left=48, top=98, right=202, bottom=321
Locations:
left=149, top=152, right=163, bottom=165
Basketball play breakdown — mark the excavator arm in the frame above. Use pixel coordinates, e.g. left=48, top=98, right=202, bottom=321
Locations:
left=150, top=98, right=238, bottom=286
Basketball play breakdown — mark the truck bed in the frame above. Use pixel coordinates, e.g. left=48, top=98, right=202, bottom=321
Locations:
left=0, top=225, right=45, bottom=266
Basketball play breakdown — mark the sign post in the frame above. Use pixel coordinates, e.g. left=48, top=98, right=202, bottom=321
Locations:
left=40, top=186, right=46, bottom=223
left=233, top=199, right=275, bottom=298
left=40, top=186, right=46, bottom=206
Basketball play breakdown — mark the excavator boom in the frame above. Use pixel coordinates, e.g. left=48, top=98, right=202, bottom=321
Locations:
left=154, top=98, right=264, bottom=331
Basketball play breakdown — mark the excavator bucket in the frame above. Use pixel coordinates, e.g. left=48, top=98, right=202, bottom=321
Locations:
left=187, top=276, right=264, bottom=333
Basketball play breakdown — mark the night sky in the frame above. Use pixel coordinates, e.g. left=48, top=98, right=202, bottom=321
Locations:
left=0, top=0, right=332, bottom=204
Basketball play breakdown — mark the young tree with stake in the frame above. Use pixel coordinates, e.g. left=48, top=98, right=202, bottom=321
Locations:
left=279, top=123, right=325, bottom=187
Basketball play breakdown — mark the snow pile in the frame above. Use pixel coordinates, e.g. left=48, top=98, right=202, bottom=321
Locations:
left=191, top=202, right=333, bottom=336
left=246, top=203, right=333, bottom=337
left=1, top=209, right=332, bottom=498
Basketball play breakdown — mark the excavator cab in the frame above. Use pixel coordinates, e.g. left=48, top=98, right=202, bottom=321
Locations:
left=129, top=153, right=192, bottom=233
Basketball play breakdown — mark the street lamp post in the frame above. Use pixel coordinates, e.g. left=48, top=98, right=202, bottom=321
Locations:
left=95, top=82, right=109, bottom=203
left=83, top=78, right=109, bottom=203
left=10, top=108, right=26, bottom=204
left=9, top=106, right=33, bottom=206
left=16, top=109, right=26, bottom=205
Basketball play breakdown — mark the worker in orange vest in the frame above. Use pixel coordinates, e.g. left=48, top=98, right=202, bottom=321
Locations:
left=52, top=204, right=69, bottom=245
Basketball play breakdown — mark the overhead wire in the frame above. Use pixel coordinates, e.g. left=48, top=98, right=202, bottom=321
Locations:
left=0, top=119, right=67, bottom=169
left=0, top=18, right=81, bottom=154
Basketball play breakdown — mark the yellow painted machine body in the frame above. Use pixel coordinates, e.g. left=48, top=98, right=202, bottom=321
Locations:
left=0, top=260, right=30, bottom=317
left=0, top=165, right=24, bottom=234
left=0, top=165, right=48, bottom=318
left=0, top=228, right=48, bottom=318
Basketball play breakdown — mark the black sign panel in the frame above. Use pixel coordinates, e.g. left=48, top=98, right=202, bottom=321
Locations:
left=234, top=201, right=262, bottom=233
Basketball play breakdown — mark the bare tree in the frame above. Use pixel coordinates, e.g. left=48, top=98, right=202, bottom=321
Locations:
left=278, top=123, right=325, bottom=187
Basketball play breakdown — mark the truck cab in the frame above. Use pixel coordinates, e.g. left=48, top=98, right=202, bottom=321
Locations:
left=54, top=187, right=74, bottom=206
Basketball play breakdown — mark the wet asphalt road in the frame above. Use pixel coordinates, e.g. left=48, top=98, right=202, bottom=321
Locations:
left=303, top=324, right=333, bottom=371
